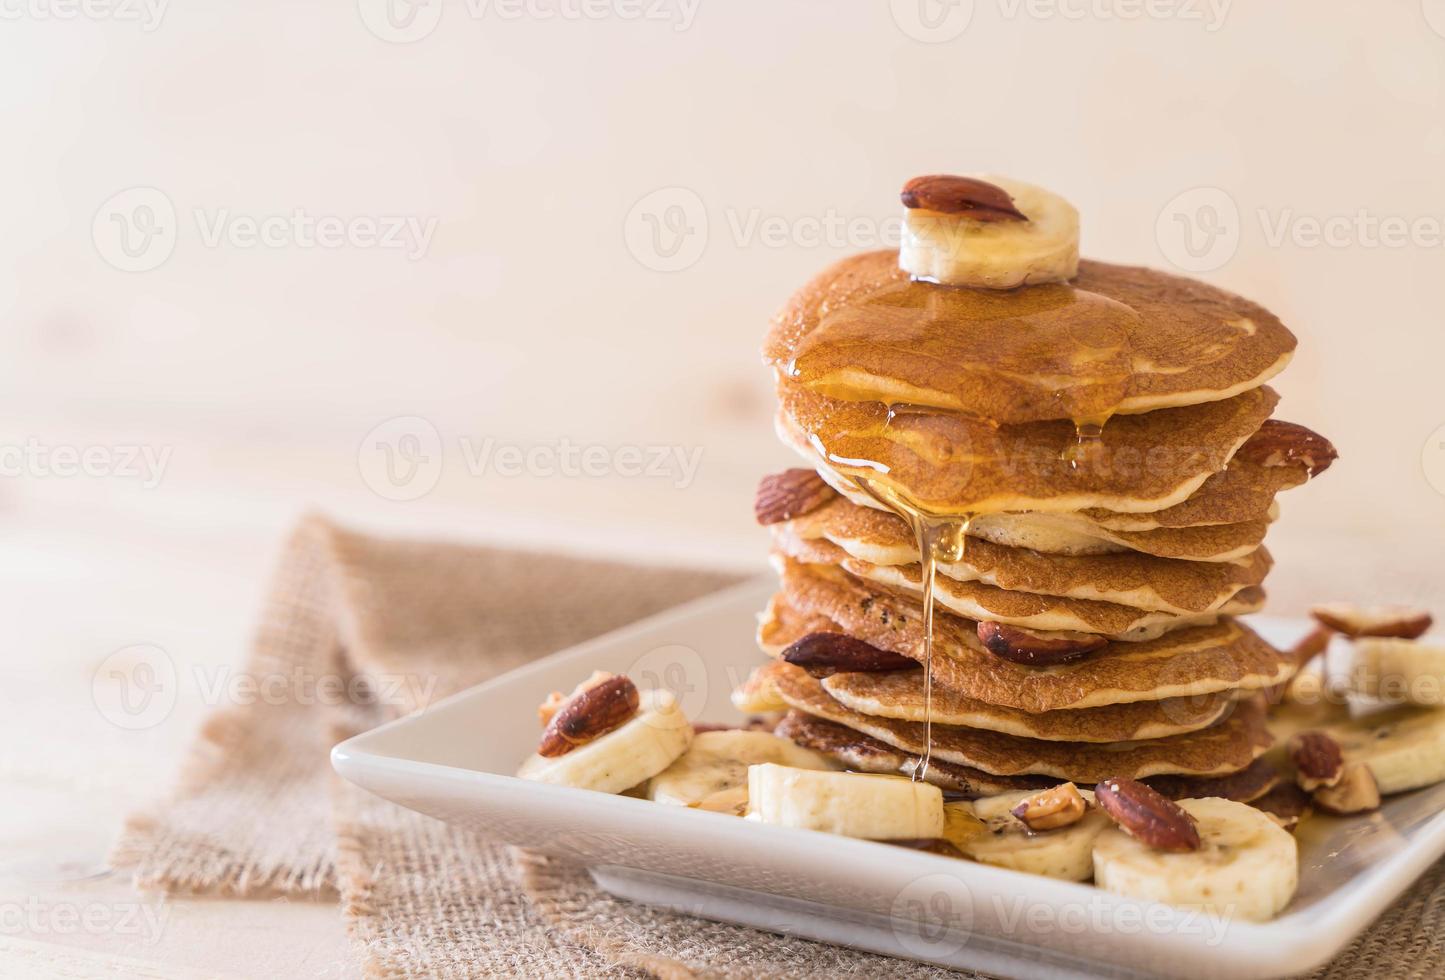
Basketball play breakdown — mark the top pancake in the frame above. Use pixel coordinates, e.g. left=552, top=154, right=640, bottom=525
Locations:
left=778, top=380, right=1278, bottom=517
left=767, top=250, right=1296, bottom=425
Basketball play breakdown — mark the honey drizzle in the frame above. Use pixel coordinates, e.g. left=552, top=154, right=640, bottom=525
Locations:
left=850, top=474, right=969, bottom=783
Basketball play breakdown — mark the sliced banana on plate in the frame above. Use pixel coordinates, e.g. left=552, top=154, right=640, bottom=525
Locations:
left=1343, top=638, right=1445, bottom=707
left=1093, top=797, right=1298, bottom=922
left=648, top=729, right=838, bottom=808
left=747, top=764, right=944, bottom=840
left=1324, top=705, right=1445, bottom=794
left=517, top=689, right=693, bottom=794
left=898, top=174, right=1079, bottom=289
left=961, top=787, right=1110, bottom=882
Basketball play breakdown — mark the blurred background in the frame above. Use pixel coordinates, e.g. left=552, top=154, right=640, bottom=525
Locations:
left=1, top=2, right=1444, bottom=969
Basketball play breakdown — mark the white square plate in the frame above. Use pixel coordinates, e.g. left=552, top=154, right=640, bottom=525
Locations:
left=331, top=579, right=1445, bottom=979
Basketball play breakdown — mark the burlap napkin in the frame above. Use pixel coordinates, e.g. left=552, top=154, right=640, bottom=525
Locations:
left=112, top=516, right=1444, bottom=978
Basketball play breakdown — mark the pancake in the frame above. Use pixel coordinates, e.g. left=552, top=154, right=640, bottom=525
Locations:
left=776, top=380, right=1279, bottom=518
left=771, top=539, right=1264, bottom=640
left=755, top=601, right=1240, bottom=742
left=776, top=495, right=1272, bottom=615
left=765, top=250, right=1296, bottom=425
left=773, top=712, right=1282, bottom=801
left=775, top=561, right=1296, bottom=711
left=809, top=461, right=1272, bottom=562
left=772, top=711, right=1055, bottom=797
left=761, top=662, right=1273, bottom=780
left=1083, top=458, right=1301, bottom=530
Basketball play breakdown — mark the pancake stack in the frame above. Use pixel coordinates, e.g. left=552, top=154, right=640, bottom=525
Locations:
left=738, top=175, right=1337, bottom=801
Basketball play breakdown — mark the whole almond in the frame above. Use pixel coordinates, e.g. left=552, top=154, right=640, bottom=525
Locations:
left=900, top=175, right=1028, bottom=222
left=1235, top=420, right=1338, bottom=479
left=978, top=622, right=1107, bottom=666
left=1094, top=777, right=1201, bottom=853
left=754, top=469, right=837, bottom=526
left=781, top=632, right=918, bottom=675
left=537, top=675, right=640, bottom=757
left=1289, top=732, right=1344, bottom=791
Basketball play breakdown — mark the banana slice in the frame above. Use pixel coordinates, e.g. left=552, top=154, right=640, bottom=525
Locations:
left=1325, top=705, right=1445, bottom=794
left=648, top=729, right=838, bottom=808
left=961, top=788, right=1110, bottom=882
left=899, top=175, right=1079, bottom=289
left=1343, top=638, right=1445, bottom=707
left=1093, top=797, right=1297, bottom=922
left=517, top=690, right=692, bottom=794
left=746, top=764, right=944, bottom=840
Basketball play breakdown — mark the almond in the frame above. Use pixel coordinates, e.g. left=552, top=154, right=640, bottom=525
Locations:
left=780, top=631, right=919, bottom=675
left=977, top=622, right=1107, bottom=666
left=1235, top=420, right=1338, bottom=479
left=900, top=175, right=1028, bottom=222
left=754, top=469, right=837, bottom=526
left=1010, top=782, right=1088, bottom=832
left=1312, top=763, right=1381, bottom=816
left=1310, top=602, right=1433, bottom=640
left=1289, top=731, right=1344, bottom=791
left=1094, top=777, right=1201, bottom=853
left=537, top=675, right=640, bottom=757
left=537, top=670, right=615, bottom=726
left=1251, top=783, right=1312, bottom=832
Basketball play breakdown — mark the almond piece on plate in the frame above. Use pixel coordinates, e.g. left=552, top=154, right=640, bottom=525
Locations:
left=978, top=622, right=1107, bottom=666
left=537, top=670, right=616, bottom=726
left=537, top=675, right=640, bottom=757
left=1010, top=783, right=1088, bottom=832
left=1311, top=603, right=1433, bottom=640
left=1312, top=764, right=1382, bottom=816
left=1289, top=732, right=1344, bottom=791
left=754, top=469, right=836, bottom=525
left=780, top=632, right=918, bottom=675
left=1094, top=777, right=1201, bottom=853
